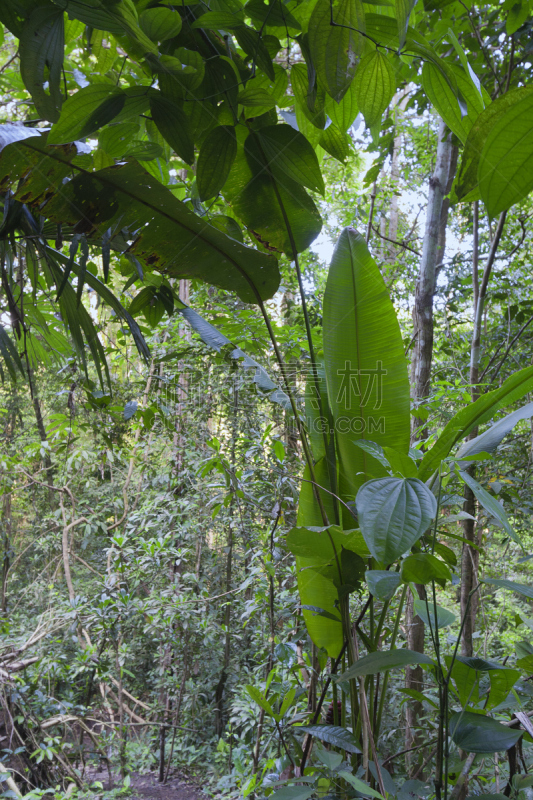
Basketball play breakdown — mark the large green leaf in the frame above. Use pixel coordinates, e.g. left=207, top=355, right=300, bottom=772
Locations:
left=459, top=471, right=520, bottom=545
left=20, top=5, right=64, bottom=122
left=353, top=50, right=396, bottom=128
left=422, top=63, right=485, bottom=144
left=224, top=128, right=322, bottom=257
left=139, top=6, right=182, bottom=41
left=325, top=83, right=359, bottom=133
left=149, top=91, right=195, bottom=165
left=291, top=62, right=326, bottom=129
left=319, top=124, right=351, bottom=163
left=0, top=135, right=280, bottom=304
left=401, top=553, right=451, bottom=587
left=365, top=570, right=401, bottom=601
left=196, top=126, right=237, bottom=201
left=297, top=725, right=361, bottom=754
left=454, top=86, right=533, bottom=203
left=252, top=125, right=325, bottom=195
left=286, top=526, right=369, bottom=560
left=413, top=600, right=455, bottom=629
left=48, top=85, right=126, bottom=144
left=478, top=90, right=533, bottom=218
left=322, top=228, right=410, bottom=521
left=296, top=459, right=342, bottom=657
left=337, top=648, right=434, bottom=680
left=308, top=0, right=365, bottom=102
left=418, top=366, right=533, bottom=481
left=449, top=711, right=522, bottom=753
left=456, top=402, right=533, bottom=462
left=395, top=0, right=417, bottom=49
left=356, top=478, right=437, bottom=564
left=483, top=578, right=533, bottom=601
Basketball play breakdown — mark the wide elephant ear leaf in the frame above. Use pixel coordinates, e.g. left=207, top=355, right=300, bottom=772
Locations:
left=322, top=227, right=410, bottom=521
left=0, top=135, right=280, bottom=304
left=418, top=365, right=533, bottom=481
left=356, top=477, right=437, bottom=565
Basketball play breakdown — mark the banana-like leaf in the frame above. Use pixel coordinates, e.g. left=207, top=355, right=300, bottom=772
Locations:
left=0, top=134, right=280, bottom=304
left=456, top=401, right=533, bottom=463
left=323, top=227, right=410, bottom=523
left=418, top=365, right=533, bottom=482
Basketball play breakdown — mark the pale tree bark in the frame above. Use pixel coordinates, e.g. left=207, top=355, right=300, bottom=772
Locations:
left=406, top=119, right=457, bottom=771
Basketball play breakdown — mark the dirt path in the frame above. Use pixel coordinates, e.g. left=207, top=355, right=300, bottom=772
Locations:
left=88, top=769, right=203, bottom=800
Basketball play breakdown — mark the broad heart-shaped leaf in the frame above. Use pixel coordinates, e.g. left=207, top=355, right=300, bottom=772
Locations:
left=323, top=228, right=410, bottom=526
left=0, top=135, right=280, bottom=304
left=298, top=725, right=361, bottom=754
left=356, top=478, right=437, bottom=565
left=458, top=471, right=520, bottom=545
left=353, top=50, right=396, bottom=128
left=48, top=85, right=126, bottom=144
left=449, top=711, right=522, bottom=753
left=401, top=553, right=451, bottom=587
left=196, top=126, right=237, bottom=201
left=456, top=402, right=533, bottom=462
left=308, top=0, right=365, bottom=102
left=483, top=578, right=533, bottom=601
left=366, top=570, right=400, bottom=601
left=478, top=89, right=533, bottom=217
left=139, top=6, right=182, bottom=41
left=337, top=649, right=434, bottom=680
left=295, top=459, right=343, bottom=657
left=224, top=128, right=322, bottom=257
left=413, top=600, right=455, bottom=629
left=454, top=86, right=533, bottom=203
left=418, top=365, right=533, bottom=482
left=149, top=91, right=195, bottom=165
left=20, top=5, right=64, bottom=123
left=253, top=125, right=325, bottom=195
left=422, top=62, right=485, bottom=144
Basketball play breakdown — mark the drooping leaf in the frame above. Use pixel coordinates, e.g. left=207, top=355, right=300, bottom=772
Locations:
left=422, top=62, right=485, bottom=143
left=356, top=478, right=437, bottom=565
left=395, top=0, right=417, bottom=49
left=291, top=62, right=326, bottom=129
left=270, top=788, right=314, bottom=800
left=365, top=570, right=401, bottom=601
left=48, top=85, right=126, bottom=144
left=245, top=684, right=275, bottom=716
left=325, top=83, right=359, bottom=132
left=337, top=649, right=434, bottom=680
left=234, top=26, right=275, bottom=81
left=0, top=135, right=280, bottom=304
left=308, top=0, right=366, bottom=102
left=0, top=324, right=25, bottom=382
left=478, top=90, right=533, bottom=218
left=149, top=91, right=195, bottom=165
left=449, top=711, right=522, bottom=753
left=413, top=600, right=455, bottom=629
left=459, top=471, right=520, bottom=545
left=353, top=50, right=396, bottom=128
left=298, top=725, right=361, bottom=754
left=20, top=5, right=64, bottom=122
left=454, top=86, right=533, bottom=203
left=340, top=771, right=385, bottom=800
left=483, top=578, right=533, bottom=601
left=418, top=365, right=533, bottom=481
left=196, top=126, right=237, bottom=201
left=401, top=553, right=451, bottom=587
left=323, top=228, right=410, bottom=524
left=252, top=125, right=325, bottom=195
left=456, top=402, right=533, bottom=462
left=319, top=124, right=352, bottom=163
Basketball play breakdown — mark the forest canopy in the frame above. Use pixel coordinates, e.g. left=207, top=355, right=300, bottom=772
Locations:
left=0, top=1, right=533, bottom=799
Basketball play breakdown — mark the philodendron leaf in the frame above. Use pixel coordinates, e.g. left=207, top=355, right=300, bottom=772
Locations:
left=459, top=470, right=520, bottom=545
left=308, top=0, right=365, bottom=102
left=337, top=649, right=434, bottom=680
left=449, top=711, right=522, bottom=753
left=366, top=570, right=401, bottom=601
left=356, top=478, right=437, bottom=564
left=353, top=50, right=396, bottom=128
left=413, top=600, right=455, bottom=629
left=298, top=725, right=361, bottom=754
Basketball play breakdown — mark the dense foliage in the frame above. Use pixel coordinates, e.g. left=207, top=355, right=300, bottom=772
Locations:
left=1, top=1, right=533, bottom=799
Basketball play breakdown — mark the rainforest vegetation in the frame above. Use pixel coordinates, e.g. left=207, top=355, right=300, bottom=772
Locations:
left=1, top=1, right=533, bottom=799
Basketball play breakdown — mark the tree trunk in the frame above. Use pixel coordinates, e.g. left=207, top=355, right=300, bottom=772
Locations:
left=407, top=119, right=456, bottom=768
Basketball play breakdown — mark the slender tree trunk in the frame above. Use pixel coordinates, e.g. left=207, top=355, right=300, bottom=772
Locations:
left=460, top=210, right=507, bottom=656
left=407, top=119, right=456, bottom=769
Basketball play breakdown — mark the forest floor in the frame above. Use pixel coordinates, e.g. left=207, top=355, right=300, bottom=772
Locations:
left=87, top=768, right=203, bottom=799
